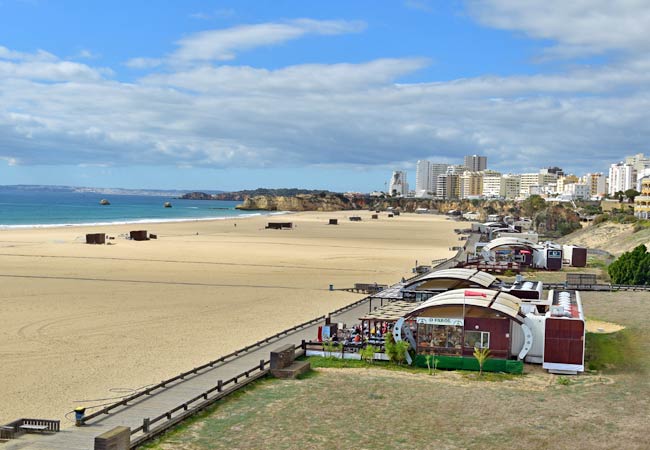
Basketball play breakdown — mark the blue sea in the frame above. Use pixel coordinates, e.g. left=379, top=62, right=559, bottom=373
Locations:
left=0, top=189, right=274, bottom=228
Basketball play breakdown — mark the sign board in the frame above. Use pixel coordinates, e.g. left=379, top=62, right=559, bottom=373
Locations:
left=548, top=250, right=562, bottom=258
left=416, top=317, right=464, bottom=326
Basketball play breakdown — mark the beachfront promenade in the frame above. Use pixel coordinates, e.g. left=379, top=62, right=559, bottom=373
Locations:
left=3, top=296, right=377, bottom=450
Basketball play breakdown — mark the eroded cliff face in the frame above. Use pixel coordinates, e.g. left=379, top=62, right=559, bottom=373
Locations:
left=236, top=195, right=517, bottom=216
left=235, top=194, right=366, bottom=211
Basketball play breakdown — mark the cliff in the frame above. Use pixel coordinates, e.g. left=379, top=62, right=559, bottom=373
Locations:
left=236, top=193, right=364, bottom=211
left=180, top=192, right=215, bottom=200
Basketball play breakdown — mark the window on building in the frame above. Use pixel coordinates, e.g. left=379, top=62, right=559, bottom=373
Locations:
left=417, top=324, right=463, bottom=355
left=465, top=331, right=490, bottom=349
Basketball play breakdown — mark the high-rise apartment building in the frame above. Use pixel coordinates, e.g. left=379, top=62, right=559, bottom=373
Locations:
left=415, top=160, right=431, bottom=194
left=389, top=171, right=408, bottom=196
left=519, top=170, right=558, bottom=197
left=464, top=155, right=487, bottom=172
left=608, top=163, right=636, bottom=196
left=459, top=171, right=483, bottom=199
left=481, top=170, right=502, bottom=198
left=430, top=164, right=449, bottom=195
left=435, top=165, right=462, bottom=199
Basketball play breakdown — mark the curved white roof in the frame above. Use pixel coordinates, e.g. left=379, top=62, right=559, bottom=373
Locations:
left=406, top=288, right=525, bottom=324
left=482, top=237, right=536, bottom=254
left=404, top=268, right=497, bottom=290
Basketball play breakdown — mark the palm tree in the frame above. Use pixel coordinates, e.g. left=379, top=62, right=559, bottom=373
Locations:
left=473, top=347, right=491, bottom=376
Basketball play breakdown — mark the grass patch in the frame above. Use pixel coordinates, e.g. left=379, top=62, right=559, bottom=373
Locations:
left=305, top=356, right=417, bottom=373
left=139, top=376, right=277, bottom=449
left=585, top=329, right=642, bottom=372
left=460, top=371, right=521, bottom=382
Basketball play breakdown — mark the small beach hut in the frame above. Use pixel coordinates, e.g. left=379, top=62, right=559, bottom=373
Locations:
left=130, top=230, right=149, bottom=241
left=85, top=233, right=106, bottom=244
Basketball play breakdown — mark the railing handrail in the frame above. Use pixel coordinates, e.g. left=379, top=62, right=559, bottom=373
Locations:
left=128, top=359, right=271, bottom=447
left=81, top=295, right=372, bottom=424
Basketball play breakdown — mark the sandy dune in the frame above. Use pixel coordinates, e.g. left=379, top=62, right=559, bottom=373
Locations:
left=0, top=210, right=458, bottom=424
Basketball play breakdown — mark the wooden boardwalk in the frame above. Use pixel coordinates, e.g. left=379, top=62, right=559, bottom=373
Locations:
left=3, top=297, right=374, bottom=450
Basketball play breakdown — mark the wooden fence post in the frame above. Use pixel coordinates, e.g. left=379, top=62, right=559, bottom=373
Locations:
left=142, top=418, right=150, bottom=434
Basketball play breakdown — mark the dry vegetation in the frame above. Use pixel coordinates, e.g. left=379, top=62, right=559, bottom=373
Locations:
left=144, top=291, right=650, bottom=450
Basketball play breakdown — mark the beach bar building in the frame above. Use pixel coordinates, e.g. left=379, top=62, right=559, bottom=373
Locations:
left=400, top=268, right=501, bottom=302
left=480, top=237, right=565, bottom=271
left=402, top=289, right=526, bottom=373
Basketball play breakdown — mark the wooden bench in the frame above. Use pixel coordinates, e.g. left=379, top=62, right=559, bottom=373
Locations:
left=19, top=424, right=50, bottom=433
left=1, top=418, right=60, bottom=439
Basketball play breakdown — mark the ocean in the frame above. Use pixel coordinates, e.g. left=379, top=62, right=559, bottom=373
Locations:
left=0, top=188, right=273, bottom=228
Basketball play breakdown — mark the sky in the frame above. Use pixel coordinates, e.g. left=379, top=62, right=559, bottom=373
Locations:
left=1, top=0, right=650, bottom=192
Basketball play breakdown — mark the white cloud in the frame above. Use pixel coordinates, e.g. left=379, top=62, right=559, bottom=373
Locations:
left=125, top=57, right=163, bottom=69
left=3, top=17, right=650, bottom=178
left=76, top=49, right=99, bottom=59
left=142, top=58, right=429, bottom=93
left=169, top=19, right=366, bottom=63
left=0, top=45, right=57, bottom=62
left=466, top=0, right=650, bottom=57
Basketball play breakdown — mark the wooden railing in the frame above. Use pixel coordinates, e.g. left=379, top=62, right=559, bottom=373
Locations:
left=544, top=283, right=650, bottom=292
left=80, top=295, right=371, bottom=425
left=128, top=359, right=271, bottom=448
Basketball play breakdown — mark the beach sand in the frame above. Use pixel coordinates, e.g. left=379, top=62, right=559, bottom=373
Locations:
left=0, top=210, right=458, bottom=424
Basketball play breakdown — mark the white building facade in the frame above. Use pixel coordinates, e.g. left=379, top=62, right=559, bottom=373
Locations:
left=482, top=170, right=502, bottom=198
left=608, top=163, right=636, bottom=196
left=389, top=171, right=409, bottom=196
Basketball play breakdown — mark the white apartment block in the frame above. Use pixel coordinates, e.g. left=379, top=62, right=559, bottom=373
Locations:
left=415, top=160, right=431, bottom=195
left=430, top=163, right=449, bottom=195
left=519, top=173, right=540, bottom=197
left=482, top=170, right=502, bottom=198
left=519, top=171, right=557, bottom=197
left=563, top=183, right=591, bottom=200
left=389, top=170, right=409, bottom=196
left=608, top=162, right=636, bottom=196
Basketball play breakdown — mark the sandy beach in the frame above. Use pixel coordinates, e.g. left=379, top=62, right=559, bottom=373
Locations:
left=0, top=210, right=458, bottom=424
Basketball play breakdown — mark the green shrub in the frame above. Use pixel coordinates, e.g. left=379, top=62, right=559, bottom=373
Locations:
left=394, top=341, right=410, bottom=365
left=608, top=244, right=650, bottom=284
left=593, top=214, right=609, bottom=225
left=384, top=332, right=397, bottom=362
left=359, top=345, right=380, bottom=363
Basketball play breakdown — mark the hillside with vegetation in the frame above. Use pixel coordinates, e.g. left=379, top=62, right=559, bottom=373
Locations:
left=558, top=210, right=650, bottom=257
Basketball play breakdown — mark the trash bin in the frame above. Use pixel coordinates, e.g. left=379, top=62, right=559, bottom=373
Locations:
left=74, top=407, right=86, bottom=426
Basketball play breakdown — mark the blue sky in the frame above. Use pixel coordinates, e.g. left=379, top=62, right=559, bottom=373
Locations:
left=1, top=0, right=649, bottom=191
